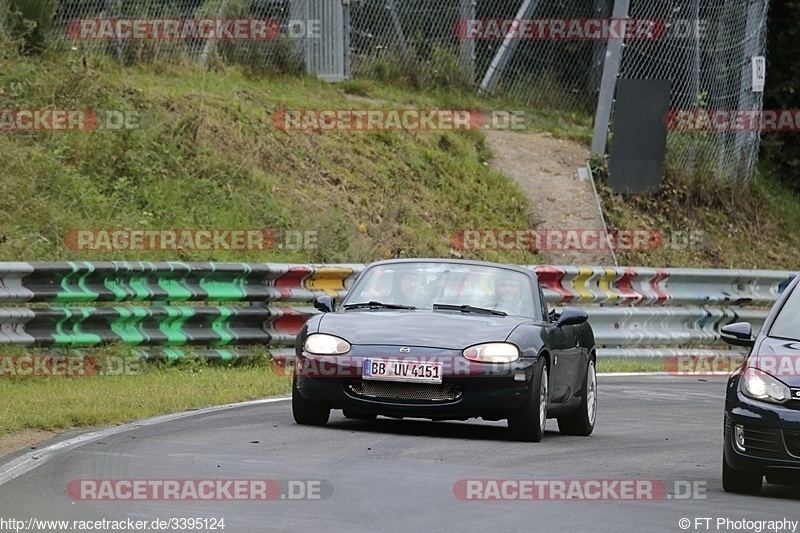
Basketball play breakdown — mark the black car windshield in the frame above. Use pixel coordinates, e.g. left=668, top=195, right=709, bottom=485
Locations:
left=342, top=263, right=536, bottom=317
left=769, top=282, right=800, bottom=340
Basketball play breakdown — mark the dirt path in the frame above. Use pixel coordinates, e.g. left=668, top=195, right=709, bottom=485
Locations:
left=485, top=130, right=615, bottom=266
left=0, top=429, right=61, bottom=458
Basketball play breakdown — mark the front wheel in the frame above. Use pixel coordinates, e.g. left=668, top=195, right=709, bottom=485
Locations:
left=722, top=454, right=762, bottom=494
left=508, top=356, right=548, bottom=442
left=557, top=359, right=597, bottom=436
left=292, top=376, right=330, bottom=426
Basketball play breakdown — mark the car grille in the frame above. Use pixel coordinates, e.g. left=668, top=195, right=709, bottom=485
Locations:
left=791, top=389, right=800, bottom=403
left=783, top=431, right=800, bottom=458
left=742, top=426, right=783, bottom=457
left=348, top=380, right=462, bottom=402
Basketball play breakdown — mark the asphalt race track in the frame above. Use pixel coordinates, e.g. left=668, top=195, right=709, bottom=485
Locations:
left=0, top=375, right=798, bottom=533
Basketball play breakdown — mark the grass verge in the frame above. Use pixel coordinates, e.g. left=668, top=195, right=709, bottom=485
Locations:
left=0, top=363, right=292, bottom=437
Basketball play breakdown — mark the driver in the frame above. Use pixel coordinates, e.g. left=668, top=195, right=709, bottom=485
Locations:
left=399, top=271, right=422, bottom=298
left=490, top=274, right=529, bottom=316
left=390, top=269, right=424, bottom=305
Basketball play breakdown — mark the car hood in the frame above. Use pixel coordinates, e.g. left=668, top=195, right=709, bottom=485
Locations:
left=753, top=336, right=800, bottom=387
left=319, top=310, right=526, bottom=349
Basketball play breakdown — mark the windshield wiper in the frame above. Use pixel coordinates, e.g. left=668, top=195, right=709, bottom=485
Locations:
left=343, top=301, right=417, bottom=310
left=432, top=304, right=507, bottom=316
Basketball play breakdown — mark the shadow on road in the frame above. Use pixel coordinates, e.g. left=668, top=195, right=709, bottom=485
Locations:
left=322, top=413, right=576, bottom=443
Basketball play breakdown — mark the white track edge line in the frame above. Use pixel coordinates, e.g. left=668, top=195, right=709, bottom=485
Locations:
left=0, top=395, right=290, bottom=487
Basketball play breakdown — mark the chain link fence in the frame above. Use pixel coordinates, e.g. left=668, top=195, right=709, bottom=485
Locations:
left=619, top=0, right=769, bottom=184
left=47, top=0, right=304, bottom=70
left=7, top=0, right=770, bottom=183
left=349, top=0, right=605, bottom=112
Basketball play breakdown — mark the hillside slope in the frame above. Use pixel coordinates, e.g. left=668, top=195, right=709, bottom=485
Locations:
left=0, top=56, right=545, bottom=265
left=2, top=54, right=800, bottom=270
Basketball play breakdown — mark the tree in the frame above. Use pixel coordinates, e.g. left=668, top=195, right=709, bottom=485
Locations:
left=760, top=0, right=800, bottom=187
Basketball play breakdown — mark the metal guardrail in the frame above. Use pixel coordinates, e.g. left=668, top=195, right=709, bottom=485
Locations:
left=0, top=262, right=794, bottom=359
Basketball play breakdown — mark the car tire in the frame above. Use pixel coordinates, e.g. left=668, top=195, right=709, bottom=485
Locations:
left=722, top=454, right=762, bottom=494
left=508, top=356, right=548, bottom=442
left=343, top=409, right=377, bottom=420
left=557, top=359, right=597, bottom=436
left=292, top=376, right=330, bottom=426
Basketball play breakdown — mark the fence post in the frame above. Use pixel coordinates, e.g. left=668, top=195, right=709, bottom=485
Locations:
left=590, top=0, right=630, bottom=157
left=459, top=0, right=476, bottom=83
left=104, top=0, right=123, bottom=60
left=478, top=0, right=540, bottom=95
left=199, top=0, right=229, bottom=67
left=589, top=0, right=613, bottom=95
left=733, top=0, right=768, bottom=182
left=343, top=0, right=351, bottom=78
left=386, top=0, right=410, bottom=65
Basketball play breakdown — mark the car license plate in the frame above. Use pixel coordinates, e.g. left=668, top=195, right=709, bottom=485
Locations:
left=362, top=358, right=443, bottom=384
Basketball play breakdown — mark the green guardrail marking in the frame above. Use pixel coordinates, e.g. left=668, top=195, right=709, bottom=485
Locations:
left=210, top=306, right=235, bottom=346
left=110, top=306, right=151, bottom=345
left=159, top=305, right=195, bottom=346
left=55, top=262, right=100, bottom=303
left=53, top=306, right=103, bottom=346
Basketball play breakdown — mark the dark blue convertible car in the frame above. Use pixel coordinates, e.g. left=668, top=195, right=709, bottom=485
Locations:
left=292, top=258, right=597, bottom=442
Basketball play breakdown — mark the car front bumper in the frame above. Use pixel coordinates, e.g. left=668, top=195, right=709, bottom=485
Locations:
left=723, top=386, right=800, bottom=476
left=294, top=352, right=538, bottom=420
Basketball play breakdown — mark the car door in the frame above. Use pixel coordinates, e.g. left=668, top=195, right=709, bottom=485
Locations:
left=538, top=284, right=582, bottom=403
left=555, top=321, right=584, bottom=402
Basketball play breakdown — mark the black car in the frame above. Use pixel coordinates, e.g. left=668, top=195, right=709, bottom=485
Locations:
left=291, top=258, right=597, bottom=442
left=721, top=274, right=800, bottom=493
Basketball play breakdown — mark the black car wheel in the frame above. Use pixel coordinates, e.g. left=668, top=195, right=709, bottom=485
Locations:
left=557, top=359, right=597, bottom=436
left=508, top=356, right=548, bottom=442
left=722, top=454, right=762, bottom=494
left=343, top=409, right=377, bottom=420
left=292, top=376, right=330, bottom=426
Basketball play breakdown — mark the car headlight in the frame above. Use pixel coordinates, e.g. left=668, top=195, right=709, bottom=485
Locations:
left=740, top=368, right=791, bottom=404
left=304, top=334, right=351, bottom=355
left=463, top=343, right=520, bottom=363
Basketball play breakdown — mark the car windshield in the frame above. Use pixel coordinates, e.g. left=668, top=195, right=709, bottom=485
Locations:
left=769, top=282, right=800, bottom=340
left=342, top=262, right=536, bottom=317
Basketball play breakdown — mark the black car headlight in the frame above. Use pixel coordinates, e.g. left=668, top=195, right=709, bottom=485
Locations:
left=463, top=343, right=520, bottom=363
left=304, top=334, right=351, bottom=355
left=740, top=368, right=791, bottom=404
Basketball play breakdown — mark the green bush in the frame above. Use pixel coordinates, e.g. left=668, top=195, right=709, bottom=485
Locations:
left=6, top=0, right=56, bottom=55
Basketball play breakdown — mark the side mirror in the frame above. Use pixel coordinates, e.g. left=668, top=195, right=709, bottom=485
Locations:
left=313, top=295, right=335, bottom=313
left=720, top=322, right=754, bottom=347
left=556, top=307, right=588, bottom=328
